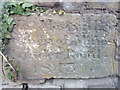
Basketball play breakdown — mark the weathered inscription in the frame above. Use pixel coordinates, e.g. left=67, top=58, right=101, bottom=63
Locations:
left=6, top=14, right=117, bottom=79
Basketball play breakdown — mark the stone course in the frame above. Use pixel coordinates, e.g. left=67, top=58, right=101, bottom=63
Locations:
left=1, top=77, right=118, bottom=89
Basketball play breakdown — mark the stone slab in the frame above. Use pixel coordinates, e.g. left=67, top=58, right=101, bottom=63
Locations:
left=1, top=77, right=118, bottom=88
left=61, top=2, right=119, bottom=13
left=5, top=13, right=118, bottom=80
left=89, top=2, right=119, bottom=9
left=26, top=0, right=120, bottom=2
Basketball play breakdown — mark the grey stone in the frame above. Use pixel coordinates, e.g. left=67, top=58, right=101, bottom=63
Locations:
left=1, top=77, right=118, bottom=88
left=53, top=77, right=118, bottom=88
left=2, top=82, right=60, bottom=89
left=86, top=77, right=118, bottom=88
left=70, top=78, right=117, bottom=88
left=35, top=2, right=59, bottom=7
left=60, top=2, right=119, bottom=13
left=60, top=2, right=87, bottom=12
left=64, top=80, right=86, bottom=88
left=52, top=79, right=65, bottom=87
left=86, top=0, right=119, bottom=2
left=25, top=0, right=120, bottom=2
left=5, top=13, right=118, bottom=81
left=89, top=2, right=119, bottom=9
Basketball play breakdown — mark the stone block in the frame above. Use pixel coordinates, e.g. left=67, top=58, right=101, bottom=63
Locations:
left=5, top=13, right=118, bottom=80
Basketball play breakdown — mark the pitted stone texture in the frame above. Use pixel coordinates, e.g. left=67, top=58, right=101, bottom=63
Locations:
left=60, top=2, right=119, bottom=13
left=2, top=77, right=118, bottom=88
left=89, top=2, right=119, bottom=9
left=5, top=13, right=118, bottom=80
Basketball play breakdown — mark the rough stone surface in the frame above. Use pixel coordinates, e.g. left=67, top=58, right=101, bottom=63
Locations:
left=5, top=13, right=118, bottom=80
left=1, top=77, right=118, bottom=88
left=63, top=77, right=118, bottom=88
left=35, top=2, right=59, bottom=7
left=61, top=2, right=119, bottom=13
left=89, top=2, right=119, bottom=9
left=60, top=2, right=87, bottom=12
left=25, top=2, right=120, bottom=12
left=26, top=0, right=120, bottom=2
left=0, top=1, right=119, bottom=89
